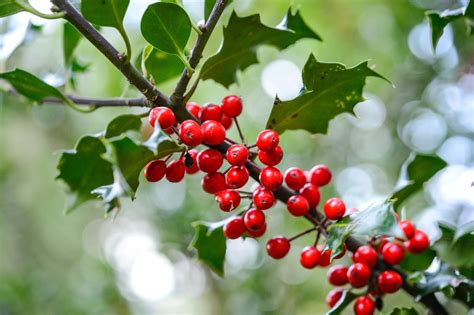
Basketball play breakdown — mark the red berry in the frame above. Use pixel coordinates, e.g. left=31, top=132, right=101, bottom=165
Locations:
left=259, top=166, right=283, bottom=191
left=215, top=189, right=241, bottom=212
left=377, top=237, right=389, bottom=253
left=310, top=164, right=332, bottom=186
left=144, top=160, right=167, bottom=182
left=300, top=246, right=321, bottom=269
left=155, top=107, right=176, bottom=129
left=284, top=167, right=306, bottom=191
left=244, top=209, right=266, bottom=232
left=148, top=107, right=160, bottom=127
left=200, top=103, right=222, bottom=122
left=185, top=102, right=201, bottom=119
left=224, top=218, right=246, bottom=239
left=327, top=265, right=349, bottom=286
left=323, top=198, right=346, bottom=220
left=247, top=223, right=267, bottom=238
left=256, top=130, right=279, bottom=152
left=317, top=246, right=332, bottom=267
left=163, top=127, right=174, bottom=135
left=179, top=120, right=203, bottom=147
left=326, top=288, right=343, bottom=308
left=399, top=220, right=415, bottom=239
left=183, top=149, right=199, bottom=174
left=165, top=159, right=185, bottom=182
left=201, top=172, right=227, bottom=194
left=222, top=95, right=243, bottom=117
left=266, top=236, right=290, bottom=259
left=197, top=149, right=223, bottom=173
left=226, top=166, right=249, bottom=188
left=258, top=145, right=283, bottom=166
left=354, top=245, right=378, bottom=268
left=354, top=296, right=375, bottom=315
left=382, top=243, right=405, bottom=265
left=406, top=229, right=430, bottom=254
left=252, top=187, right=275, bottom=210
left=378, top=271, right=403, bottom=294
left=287, top=195, right=309, bottom=216
left=347, top=263, right=371, bottom=288
left=226, top=144, right=249, bottom=166
left=201, top=120, right=226, bottom=145
left=220, top=114, right=233, bottom=130
left=299, top=183, right=321, bottom=207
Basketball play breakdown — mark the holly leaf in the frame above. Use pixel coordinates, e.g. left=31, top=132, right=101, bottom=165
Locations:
left=81, top=0, right=129, bottom=29
left=63, top=22, right=82, bottom=67
left=105, top=114, right=142, bottom=138
left=143, top=127, right=184, bottom=157
left=388, top=308, right=419, bottom=315
left=201, top=9, right=321, bottom=87
left=326, top=290, right=359, bottom=315
left=141, top=45, right=184, bottom=84
left=325, top=200, right=403, bottom=259
left=391, top=154, right=446, bottom=211
left=0, top=0, right=25, bottom=17
left=399, top=249, right=436, bottom=272
left=433, top=222, right=474, bottom=268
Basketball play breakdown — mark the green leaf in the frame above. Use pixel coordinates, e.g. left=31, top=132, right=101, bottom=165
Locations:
left=391, top=154, right=446, bottom=211
left=266, top=54, right=386, bottom=134
left=399, top=248, right=436, bottom=272
left=141, top=45, right=184, bottom=84
left=105, top=114, right=142, bottom=139
left=325, top=200, right=402, bottom=259
left=201, top=9, right=321, bottom=87
left=81, top=0, right=129, bottom=28
left=388, top=307, right=419, bottom=315
left=326, top=290, right=359, bottom=315
left=189, top=221, right=227, bottom=276
left=433, top=223, right=474, bottom=268
left=63, top=22, right=82, bottom=67
left=56, top=136, right=114, bottom=212
left=143, top=127, right=184, bottom=157
left=0, top=0, right=24, bottom=17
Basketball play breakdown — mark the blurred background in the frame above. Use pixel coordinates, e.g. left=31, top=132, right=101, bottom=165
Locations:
left=0, top=0, right=473, bottom=314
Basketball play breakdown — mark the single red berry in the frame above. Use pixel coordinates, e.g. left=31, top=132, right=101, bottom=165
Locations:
left=299, top=183, right=321, bottom=208
left=287, top=195, right=310, bottom=216
left=354, top=296, right=375, bottom=315
left=224, top=218, right=246, bottom=239
left=326, top=288, right=343, bottom=308
left=347, top=263, right=371, bottom=288
left=259, top=166, right=283, bottom=191
left=252, top=187, right=275, bottom=210
left=226, top=144, right=249, bottom=166
left=179, top=120, right=203, bottom=147
left=148, top=107, right=160, bottom=127
left=201, top=172, right=228, bottom=194
left=284, top=167, right=306, bottom=191
left=378, top=271, right=403, bottom=294
left=154, top=107, right=176, bottom=129
left=323, top=198, right=346, bottom=220
left=201, top=120, right=226, bottom=145
left=185, top=102, right=201, bottom=119
left=317, top=246, right=332, bottom=267
left=197, top=149, right=223, bottom=173
left=266, top=236, right=290, bottom=259
left=200, top=103, right=222, bottom=122
left=300, top=246, right=321, bottom=269
left=220, top=114, right=233, bottom=130
left=247, top=223, right=267, bottom=238
left=406, top=229, right=430, bottom=254
left=244, top=209, right=266, bottom=232
left=327, top=265, right=349, bottom=286
left=399, top=220, right=415, bottom=239
left=183, top=149, right=199, bottom=174
left=222, top=95, right=243, bottom=117
left=354, top=245, right=378, bottom=268
left=310, top=164, right=332, bottom=186
left=226, top=166, right=249, bottom=188
left=382, top=242, right=405, bottom=265
left=144, top=160, right=167, bottom=182
left=215, top=189, right=241, bottom=212
left=257, top=145, right=283, bottom=166
left=377, top=237, right=389, bottom=253
left=256, top=129, right=279, bottom=152
left=165, top=159, right=186, bottom=182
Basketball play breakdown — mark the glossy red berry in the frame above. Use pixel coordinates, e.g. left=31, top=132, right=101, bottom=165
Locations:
left=378, top=271, right=403, bottom=294
left=144, top=160, right=167, bottom=182
left=197, top=149, right=223, bottom=173
left=154, top=107, right=176, bottom=129
left=259, top=166, right=283, bottom=191
left=222, top=95, right=243, bottom=117
left=183, top=149, right=199, bottom=174
left=299, top=183, right=321, bottom=208
left=148, top=107, right=160, bottom=127
left=326, top=288, right=343, bottom=308
left=252, top=187, right=275, bottom=210
left=215, top=189, right=241, bottom=212
left=244, top=209, right=266, bottom=232
left=200, top=103, right=222, bottom=122
left=226, top=144, right=249, bottom=166
left=256, top=129, right=279, bottom=152
left=224, top=218, right=246, bottom=239
left=399, top=220, right=415, bottom=239
left=258, top=145, right=283, bottom=166
left=201, top=172, right=227, bottom=194
left=382, top=242, right=405, bottom=265
left=266, top=236, right=290, bottom=259
left=317, top=246, right=332, bottom=267
left=185, top=102, right=201, bottom=119
left=284, top=167, right=306, bottom=191
left=226, top=166, right=249, bottom=188
left=247, top=223, right=267, bottom=238
left=287, top=195, right=310, bottom=216
left=354, top=296, right=375, bottom=315
left=179, top=120, right=203, bottom=147
left=347, top=263, right=371, bottom=288
left=220, top=114, right=233, bottom=130
left=310, top=164, right=332, bottom=186
left=324, top=198, right=346, bottom=220
left=406, top=229, right=430, bottom=254
left=201, top=120, right=226, bottom=145
left=300, top=246, right=321, bottom=269
left=165, top=159, right=185, bottom=182
left=327, top=265, right=349, bottom=286
left=354, top=245, right=378, bottom=268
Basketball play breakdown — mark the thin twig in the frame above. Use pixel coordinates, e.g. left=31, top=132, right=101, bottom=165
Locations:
left=234, top=117, right=246, bottom=143
left=288, top=227, right=317, bottom=242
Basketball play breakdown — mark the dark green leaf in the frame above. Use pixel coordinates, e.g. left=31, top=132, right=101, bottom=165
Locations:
left=143, top=127, right=184, bottom=157
left=0, top=0, right=24, bottom=17
left=325, top=200, right=403, bottom=259
left=388, top=307, right=419, bottom=315
left=141, top=45, right=184, bottom=84
left=399, top=249, right=436, bottom=272
left=266, top=54, right=386, bottom=134
left=105, top=115, right=142, bottom=138
left=433, top=223, right=474, bottom=268
left=326, top=290, right=359, bottom=315
left=81, top=0, right=129, bottom=29
left=63, top=22, right=82, bottom=66
left=201, top=9, right=321, bottom=87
